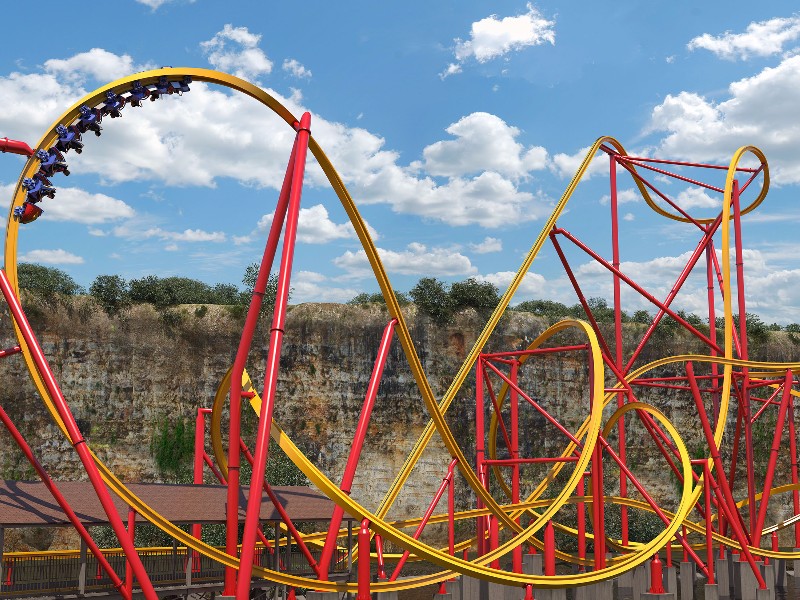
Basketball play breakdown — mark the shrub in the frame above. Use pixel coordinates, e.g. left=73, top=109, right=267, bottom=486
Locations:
left=241, top=263, right=286, bottom=312
left=514, top=299, right=572, bottom=321
left=348, top=291, right=411, bottom=306
left=410, top=277, right=453, bottom=325
left=449, top=278, right=500, bottom=315
left=89, top=275, right=130, bottom=315
left=150, top=418, right=194, bottom=483
left=18, top=263, right=83, bottom=298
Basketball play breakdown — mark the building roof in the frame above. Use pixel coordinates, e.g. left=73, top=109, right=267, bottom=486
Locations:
left=0, top=480, right=350, bottom=527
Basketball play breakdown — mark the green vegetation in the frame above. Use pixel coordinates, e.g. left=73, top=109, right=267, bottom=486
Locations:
left=18, top=263, right=83, bottom=300
left=150, top=417, right=195, bottom=483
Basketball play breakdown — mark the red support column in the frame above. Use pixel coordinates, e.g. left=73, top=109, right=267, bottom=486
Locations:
left=511, top=359, right=523, bottom=573
left=704, top=465, right=715, bottom=585
left=223, top=128, right=301, bottom=596
left=235, top=113, right=312, bottom=600
left=0, top=270, right=159, bottom=600
left=318, top=318, right=397, bottom=578
left=356, top=519, right=371, bottom=600
left=476, top=357, right=486, bottom=556
left=650, top=554, right=665, bottom=593
left=610, top=154, right=629, bottom=548
left=789, top=396, right=800, bottom=548
left=0, top=403, right=129, bottom=598
left=544, top=520, right=556, bottom=576
left=577, top=473, right=586, bottom=570
left=125, top=507, right=136, bottom=597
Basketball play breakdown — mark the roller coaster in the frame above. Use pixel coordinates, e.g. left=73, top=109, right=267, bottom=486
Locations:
left=0, top=67, right=798, bottom=600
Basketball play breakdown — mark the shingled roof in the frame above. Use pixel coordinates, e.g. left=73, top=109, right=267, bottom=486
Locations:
left=0, top=480, right=350, bottom=527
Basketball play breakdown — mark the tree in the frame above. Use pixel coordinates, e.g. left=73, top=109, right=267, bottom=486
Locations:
left=514, top=299, right=572, bottom=321
left=410, top=277, right=453, bottom=325
left=241, top=263, right=285, bottom=312
left=90, top=275, right=130, bottom=315
left=18, top=263, right=83, bottom=298
left=150, top=418, right=194, bottom=483
left=449, top=278, right=500, bottom=315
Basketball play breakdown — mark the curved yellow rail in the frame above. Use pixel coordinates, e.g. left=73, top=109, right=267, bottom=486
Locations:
left=3, top=67, right=796, bottom=594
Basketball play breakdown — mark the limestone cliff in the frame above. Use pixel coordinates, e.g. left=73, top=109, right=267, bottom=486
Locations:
left=1, top=297, right=799, bottom=550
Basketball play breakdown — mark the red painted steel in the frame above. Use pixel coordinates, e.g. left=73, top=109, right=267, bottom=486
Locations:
left=356, top=519, right=371, bottom=600
left=0, top=269, right=159, bottom=600
left=650, top=554, right=665, bottom=593
left=0, top=403, right=129, bottom=598
left=0, top=138, right=33, bottom=156
left=319, top=319, right=398, bottom=579
left=235, top=112, right=312, bottom=600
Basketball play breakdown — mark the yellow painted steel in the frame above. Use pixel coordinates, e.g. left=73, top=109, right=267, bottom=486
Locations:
left=4, top=67, right=799, bottom=594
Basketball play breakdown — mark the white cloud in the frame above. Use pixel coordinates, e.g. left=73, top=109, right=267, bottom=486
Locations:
left=439, top=63, right=463, bottom=79
left=164, top=243, right=179, bottom=251
left=550, top=145, right=611, bottom=180
left=44, top=49, right=144, bottom=84
left=414, top=112, right=548, bottom=179
left=282, top=59, right=312, bottom=79
left=40, top=187, right=135, bottom=224
left=20, top=249, right=84, bottom=264
left=256, top=204, right=359, bottom=244
left=675, top=187, right=719, bottom=209
left=687, top=16, right=800, bottom=60
left=290, top=270, right=361, bottom=303
left=623, top=213, right=635, bottom=221
left=200, top=25, right=273, bottom=81
left=647, top=55, right=800, bottom=184
left=334, top=242, right=477, bottom=279
left=470, top=236, right=503, bottom=254
left=450, top=3, right=555, bottom=72
left=112, top=221, right=225, bottom=243
left=599, top=188, right=639, bottom=206
left=0, top=49, right=551, bottom=230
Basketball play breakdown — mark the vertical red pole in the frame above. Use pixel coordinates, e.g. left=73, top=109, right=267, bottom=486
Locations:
left=224, top=132, right=300, bottom=595
left=732, top=180, right=757, bottom=537
left=511, top=360, right=522, bottom=573
left=125, top=507, right=136, bottom=597
left=357, top=519, right=371, bottom=600
left=706, top=241, right=720, bottom=424
left=490, top=516, right=500, bottom=569
left=592, top=441, right=605, bottom=569
left=544, top=520, right=556, bottom=576
left=192, top=408, right=207, bottom=572
left=476, top=358, right=486, bottom=556
left=704, top=466, right=714, bottom=585
left=650, top=554, right=665, bottom=593
left=666, top=536, right=672, bottom=567
left=577, top=473, right=586, bottom=570
left=318, top=319, right=397, bottom=578
left=0, top=270, right=159, bottom=600
left=789, top=397, right=800, bottom=548
left=610, top=154, right=629, bottom=548
left=235, top=113, right=312, bottom=600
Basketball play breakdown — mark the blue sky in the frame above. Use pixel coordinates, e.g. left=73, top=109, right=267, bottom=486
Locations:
left=1, top=1, right=800, bottom=322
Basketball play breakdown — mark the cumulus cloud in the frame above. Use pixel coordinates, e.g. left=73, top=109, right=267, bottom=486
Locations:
left=443, top=3, right=555, bottom=76
left=647, top=55, right=800, bottom=184
left=290, top=270, right=361, bottom=303
left=255, top=204, right=361, bottom=244
left=334, top=242, right=476, bottom=279
left=40, top=187, right=135, bottom=224
left=599, top=188, right=639, bottom=206
left=687, top=16, right=800, bottom=60
left=19, top=249, right=84, bottom=264
left=282, top=59, right=312, bottom=79
left=135, top=0, right=193, bottom=9
left=550, top=145, right=612, bottom=180
left=200, top=25, right=273, bottom=81
left=44, top=49, right=146, bottom=84
left=112, top=222, right=225, bottom=243
left=470, top=237, right=503, bottom=254
left=414, top=112, right=547, bottom=179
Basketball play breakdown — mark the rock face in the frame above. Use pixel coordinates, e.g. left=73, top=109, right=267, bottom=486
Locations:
left=1, top=297, right=800, bottom=550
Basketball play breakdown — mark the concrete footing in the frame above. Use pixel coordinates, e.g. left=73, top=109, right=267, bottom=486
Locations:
left=618, top=568, right=635, bottom=595
left=376, top=588, right=400, bottom=600
left=641, top=593, right=675, bottom=600
left=774, top=559, right=786, bottom=588
left=738, top=559, right=759, bottom=600
left=535, top=589, right=567, bottom=600
left=303, top=592, right=338, bottom=600
left=705, top=583, right=720, bottom=600
left=679, top=563, right=694, bottom=600
left=523, top=553, right=543, bottom=575
left=716, top=557, right=731, bottom=598
left=633, top=564, right=650, bottom=600
left=663, top=565, right=678, bottom=595
left=755, top=588, right=771, bottom=600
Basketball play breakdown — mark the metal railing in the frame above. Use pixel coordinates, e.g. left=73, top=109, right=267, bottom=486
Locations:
left=0, top=543, right=348, bottom=597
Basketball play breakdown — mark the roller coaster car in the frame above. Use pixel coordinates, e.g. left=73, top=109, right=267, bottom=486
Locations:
left=22, top=175, right=56, bottom=203
left=75, top=105, right=103, bottom=136
left=150, top=76, right=173, bottom=101
left=127, top=81, right=150, bottom=107
left=13, top=202, right=43, bottom=224
left=101, top=91, right=126, bottom=118
left=35, top=148, right=69, bottom=177
left=54, top=124, right=83, bottom=154
left=170, top=76, right=191, bottom=94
